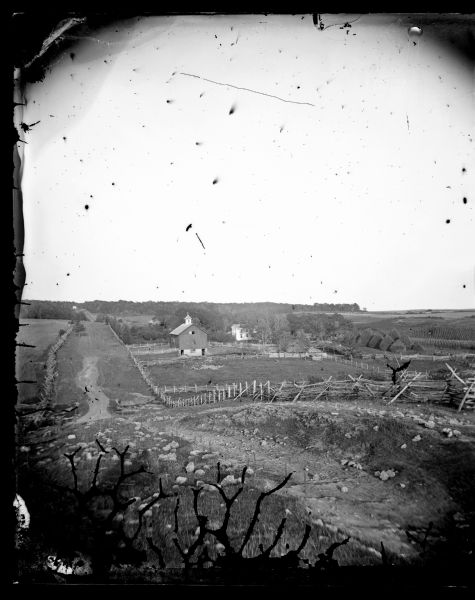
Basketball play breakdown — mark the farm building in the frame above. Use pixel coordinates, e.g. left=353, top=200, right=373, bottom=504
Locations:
left=169, top=314, right=208, bottom=356
left=231, top=323, right=252, bottom=341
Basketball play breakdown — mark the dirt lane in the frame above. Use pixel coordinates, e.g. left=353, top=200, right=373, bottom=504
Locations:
left=75, top=356, right=111, bottom=424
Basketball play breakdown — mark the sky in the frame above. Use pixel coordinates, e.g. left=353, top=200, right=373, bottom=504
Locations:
left=18, top=13, right=475, bottom=310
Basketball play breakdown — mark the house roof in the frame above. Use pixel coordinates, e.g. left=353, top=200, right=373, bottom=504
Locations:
left=169, top=322, right=206, bottom=336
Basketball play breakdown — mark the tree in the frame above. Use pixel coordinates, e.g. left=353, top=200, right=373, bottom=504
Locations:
left=271, top=314, right=290, bottom=343
left=276, top=331, right=292, bottom=352
left=295, top=330, right=310, bottom=353
left=255, top=315, right=272, bottom=345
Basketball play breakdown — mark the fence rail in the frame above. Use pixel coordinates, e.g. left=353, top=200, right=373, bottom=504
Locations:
left=156, top=369, right=474, bottom=410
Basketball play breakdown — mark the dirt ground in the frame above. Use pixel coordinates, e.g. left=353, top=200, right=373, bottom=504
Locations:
left=15, top=322, right=475, bottom=579
left=152, top=398, right=475, bottom=559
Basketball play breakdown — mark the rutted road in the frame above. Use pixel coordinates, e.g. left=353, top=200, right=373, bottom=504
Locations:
left=75, top=356, right=111, bottom=424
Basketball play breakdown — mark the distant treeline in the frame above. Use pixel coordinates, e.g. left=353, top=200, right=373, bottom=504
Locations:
left=80, top=300, right=361, bottom=320
left=20, top=300, right=361, bottom=348
left=313, top=303, right=361, bottom=312
left=20, top=300, right=79, bottom=321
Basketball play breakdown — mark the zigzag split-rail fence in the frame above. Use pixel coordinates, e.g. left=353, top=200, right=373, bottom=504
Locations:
left=153, top=366, right=475, bottom=412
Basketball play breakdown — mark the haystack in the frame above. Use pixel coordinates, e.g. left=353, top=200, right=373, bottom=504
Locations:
left=388, top=339, right=406, bottom=353
left=389, top=328, right=401, bottom=341
left=358, top=328, right=374, bottom=346
left=367, top=332, right=384, bottom=349
left=379, top=335, right=394, bottom=352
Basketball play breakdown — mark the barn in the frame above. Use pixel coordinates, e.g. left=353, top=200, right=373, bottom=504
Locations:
left=169, top=314, right=208, bottom=356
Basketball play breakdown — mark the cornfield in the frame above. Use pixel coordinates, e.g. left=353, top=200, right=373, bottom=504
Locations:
left=411, top=337, right=475, bottom=350
left=410, top=327, right=475, bottom=341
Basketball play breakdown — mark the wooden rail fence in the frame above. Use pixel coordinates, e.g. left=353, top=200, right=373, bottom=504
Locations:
left=156, top=365, right=475, bottom=411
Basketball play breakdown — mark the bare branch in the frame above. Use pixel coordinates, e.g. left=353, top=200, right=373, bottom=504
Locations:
left=173, top=496, right=180, bottom=535
left=96, top=439, right=109, bottom=453
left=239, top=473, right=293, bottom=555
left=91, top=453, right=103, bottom=490
left=63, top=447, right=82, bottom=492
left=146, top=537, right=166, bottom=569
left=259, top=517, right=287, bottom=558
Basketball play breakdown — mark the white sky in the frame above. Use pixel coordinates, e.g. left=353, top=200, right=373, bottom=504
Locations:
left=19, top=13, right=475, bottom=310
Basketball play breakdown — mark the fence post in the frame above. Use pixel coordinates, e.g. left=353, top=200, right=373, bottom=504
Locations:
left=260, top=382, right=263, bottom=401
left=253, top=380, right=256, bottom=394
left=195, top=383, right=197, bottom=392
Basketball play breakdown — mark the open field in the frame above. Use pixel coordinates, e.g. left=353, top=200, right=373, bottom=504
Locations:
left=16, top=319, right=69, bottom=404
left=336, top=310, right=475, bottom=325
left=54, top=321, right=155, bottom=414
left=145, top=356, right=368, bottom=388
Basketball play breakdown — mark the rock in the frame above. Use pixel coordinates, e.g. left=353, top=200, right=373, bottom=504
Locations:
left=399, top=483, right=406, bottom=488
left=67, top=434, right=76, bottom=440
left=158, top=453, right=177, bottom=461
left=175, top=476, right=188, bottom=485
left=340, top=486, right=349, bottom=493
left=373, top=426, right=379, bottom=431
left=246, top=467, right=254, bottom=475
left=400, top=444, right=407, bottom=449
left=379, top=472, right=389, bottom=481
left=424, top=421, right=435, bottom=429
left=344, top=433, right=352, bottom=438
left=162, top=443, right=172, bottom=452
left=195, top=469, right=206, bottom=477
left=220, top=475, right=238, bottom=486
left=189, top=450, right=201, bottom=456
left=340, top=459, right=349, bottom=466
left=261, top=441, right=267, bottom=446
left=412, top=435, right=422, bottom=443
left=202, top=483, right=218, bottom=493
left=453, top=430, right=462, bottom=437
left=170, top=441, right=179, bottom=449
left=202, top=453, right=217, bottom=459
left=19, top=446, right=30, bottom=453
left=185, top=462, right=195, bottom=473
left=253, top=428, right=259, bottom=434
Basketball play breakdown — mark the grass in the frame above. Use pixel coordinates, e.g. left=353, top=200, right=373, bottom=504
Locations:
left=19, top=441, right=382, bottom=575
left=16, top=319, right=69, bottom=404
left=54, top=322, right=154, bottom=413
left=147, top=357, right=366, bottom=388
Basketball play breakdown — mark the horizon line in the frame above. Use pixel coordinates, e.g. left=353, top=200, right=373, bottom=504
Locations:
left=20, top=298, right=475, bottom=312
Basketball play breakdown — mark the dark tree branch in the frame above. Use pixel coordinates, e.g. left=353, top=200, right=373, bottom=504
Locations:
left=238, top=473, right=293, bottom=556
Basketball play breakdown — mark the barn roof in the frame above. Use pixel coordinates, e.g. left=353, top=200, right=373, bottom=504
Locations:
left=169, top=323, right=207, bottom=336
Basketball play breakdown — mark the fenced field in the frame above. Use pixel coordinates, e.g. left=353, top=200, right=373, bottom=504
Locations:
left=54, top=322, right=156, bottom=412
left=144, top=356, right=367, bottom=389
left=16, top=319, right=70, bottom=404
